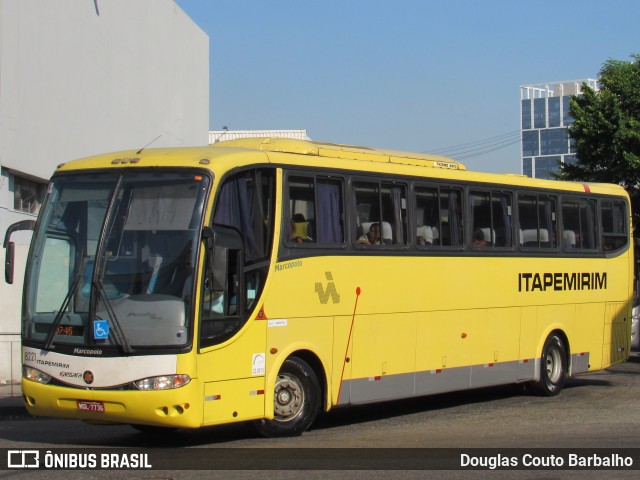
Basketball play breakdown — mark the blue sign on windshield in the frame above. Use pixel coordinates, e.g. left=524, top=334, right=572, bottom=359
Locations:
left=93, top=320, right=109, bottom=340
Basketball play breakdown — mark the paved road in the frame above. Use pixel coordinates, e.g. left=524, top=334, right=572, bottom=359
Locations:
left=1, top=352, right=639, bottom=479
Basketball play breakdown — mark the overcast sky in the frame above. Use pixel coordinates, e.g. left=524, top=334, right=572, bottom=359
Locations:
left=175, top=0, right=640, bottom=173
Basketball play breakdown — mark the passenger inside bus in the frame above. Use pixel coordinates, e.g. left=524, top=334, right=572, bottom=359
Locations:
left=291, top=213, right=312, bottom=243
left=416, top=225, right=434, bottom=245
left=357, top=222, right=381, bottom=245
left=562, top=230, right=576, bottom=248
left=472, top=229, right=488, bottom=247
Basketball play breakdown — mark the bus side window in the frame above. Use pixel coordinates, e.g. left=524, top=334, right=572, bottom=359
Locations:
left=353, top=182, right=378, bottom=245
left=440, top=188, right=463, bottom=247
left=413, top=185, right=460, bottom=248
left=316, top=178, right=344, bottom=245
left=200, top=237, right=242, bottom=347
left=288, top=176, right=315, bottom=244
left=601, top=200, right=628, bottom=251
left=201, top=169, right=275, bottom=348
left=382, top=183, right=407, bottom=246
left=470, top=190, right=513, bottom=248
left=287, top=175, right=344, bottom=246
left=414, top=186, right=438, bottom=246
left=518, top=194, right=557, bottom=249
left=562, top=197, right=597, bottom=250
left=353, top=181, right=407, bottom=246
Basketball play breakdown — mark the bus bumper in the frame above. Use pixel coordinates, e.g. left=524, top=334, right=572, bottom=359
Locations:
left=21, top=378, right=203, bottom=429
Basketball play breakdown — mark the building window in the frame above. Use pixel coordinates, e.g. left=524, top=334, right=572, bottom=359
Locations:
left=540, top=128, right=569, bottom=155
left=14, top=175, right=46, bottom=214
left=522, top=130, right=539, bottom=157
left=521, top=99, right=532, bottom=129
left=562, top=96, right=573, bottom=126
left=535, top=156, right=561, bottom=180
left=548, top=97, right=561, bottom=128
left=523, top=158, right=532, bottom=177
left=534, top=98, right=546, bottom=128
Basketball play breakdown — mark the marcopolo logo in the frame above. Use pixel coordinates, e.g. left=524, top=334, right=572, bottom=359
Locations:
left=315, top=271, right=341, bottom=304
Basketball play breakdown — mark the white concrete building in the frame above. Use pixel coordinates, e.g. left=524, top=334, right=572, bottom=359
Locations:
left=0, top=0, right=209, bottom=395
left=209, top=129, right=310, bottom=144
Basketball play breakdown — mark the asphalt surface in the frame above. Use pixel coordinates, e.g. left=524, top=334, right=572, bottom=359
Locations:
left=1, top=352, right=639, bottom=479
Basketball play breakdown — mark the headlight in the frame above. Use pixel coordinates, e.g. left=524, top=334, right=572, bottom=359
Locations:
left=23, top=366, right=52, bottom=384
left=133, top=374, right=190, bottom=391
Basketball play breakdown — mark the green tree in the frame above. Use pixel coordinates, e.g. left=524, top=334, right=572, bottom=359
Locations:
left=556, top=54, right=640, bottom=230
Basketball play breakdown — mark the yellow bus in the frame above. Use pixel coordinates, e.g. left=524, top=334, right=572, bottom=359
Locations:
left=4, top=137, right=633, bottom=436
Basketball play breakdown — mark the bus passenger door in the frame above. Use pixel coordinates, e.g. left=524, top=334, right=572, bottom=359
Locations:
left=199, top=226, right=267, bottom=426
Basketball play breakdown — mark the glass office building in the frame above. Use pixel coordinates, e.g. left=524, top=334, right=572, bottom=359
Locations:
left=520, top=79, right=598, bottom=179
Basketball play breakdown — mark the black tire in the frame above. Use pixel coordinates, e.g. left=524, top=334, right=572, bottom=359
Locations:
left=532, top=333, right=567, bottom=396
left=254, top=356, right=321, bottom=437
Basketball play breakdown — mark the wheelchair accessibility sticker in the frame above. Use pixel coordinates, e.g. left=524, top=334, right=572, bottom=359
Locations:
left=93, top=320, right=109, bottom=340
left=252, top=353, right=265, bottom=376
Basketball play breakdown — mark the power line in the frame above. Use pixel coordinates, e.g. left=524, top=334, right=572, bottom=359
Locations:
left=448, top=135, right=521, bottom=158
left=456, top=141, right=521, bottom=160
left=424, top=130, right=522, bottom=163
left=456, top=137, right=522, bottom=160
left=428, top=130, right=521, bottom=156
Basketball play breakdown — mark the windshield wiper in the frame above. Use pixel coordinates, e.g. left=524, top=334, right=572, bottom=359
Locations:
left=43, top=274, right=81, bottom=350
left=95, top=280, right=134, bottom=355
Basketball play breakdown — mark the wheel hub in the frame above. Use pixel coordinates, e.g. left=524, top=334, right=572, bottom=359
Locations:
left=273, top=374, right=304, bottom=421
left=546, top=347, right=561, bottom=382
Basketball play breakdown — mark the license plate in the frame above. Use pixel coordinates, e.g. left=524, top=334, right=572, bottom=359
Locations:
left=77, top=400, right=105, bottom=413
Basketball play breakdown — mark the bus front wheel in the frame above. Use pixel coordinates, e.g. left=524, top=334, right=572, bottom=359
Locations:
left=254, top=356, right=321, bottom=437
left=533, top=333, right=567, bottom=396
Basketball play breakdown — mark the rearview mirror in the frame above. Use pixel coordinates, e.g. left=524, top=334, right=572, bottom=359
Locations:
left=4, top=242, right=15, bottom=284
left=3, top=219, right=36, bottom=284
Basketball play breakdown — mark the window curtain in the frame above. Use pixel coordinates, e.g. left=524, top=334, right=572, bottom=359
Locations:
left=316, top=181, right=342, bottom=244
left=543, top=197, right=556, bottom=247
left=583, top=201, right=596, bottom=248
left=500, top=196, right=512, bottom=246
left=613, top=202, right=624, bottom=234
left=448, top=190, right=462, bottom=246
left=391, top=187, right=404, bottom=245
left=214, top=176, right=260, bottom=261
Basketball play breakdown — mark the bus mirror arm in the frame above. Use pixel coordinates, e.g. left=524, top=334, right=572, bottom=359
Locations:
left=4, top=219, right=36, bottom=285
left=201, top=226, right=216, bottom=290
left=201, top=226, right=215, bottom=251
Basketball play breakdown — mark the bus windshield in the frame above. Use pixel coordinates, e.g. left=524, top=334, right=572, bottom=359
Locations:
left=23, top=171, right=210, bottom=352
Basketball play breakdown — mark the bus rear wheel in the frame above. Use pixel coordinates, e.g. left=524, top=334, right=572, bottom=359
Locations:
left=254, top=356, right=321, bottom=437
left=532, top=333, right=567, bottom=396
